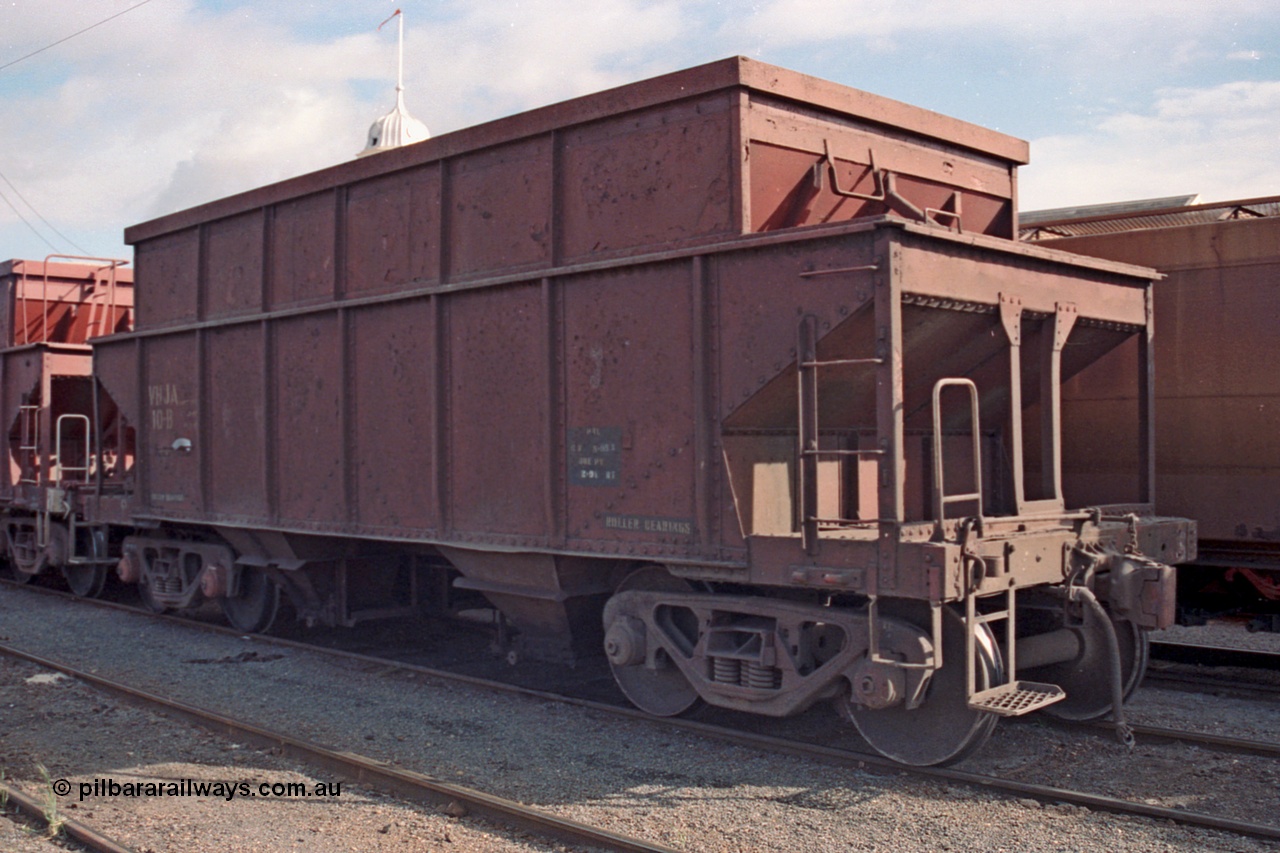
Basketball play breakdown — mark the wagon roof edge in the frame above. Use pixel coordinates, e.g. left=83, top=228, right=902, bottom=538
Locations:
left=124, top=56, right=1028, bottom=246
left=894, top=219, right=1162, bottom=283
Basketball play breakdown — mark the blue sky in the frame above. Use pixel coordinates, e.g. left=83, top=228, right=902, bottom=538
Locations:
left=0, top=0, right=1277, bottom=262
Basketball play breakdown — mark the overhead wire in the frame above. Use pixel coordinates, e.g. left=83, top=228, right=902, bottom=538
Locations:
left=0, top=0, right=160, bottom=74
left=0, top=169, right=91, bottom=255
left=0, top=184, right=60, bottom=254
left=0, top=0, right=161, bottom=254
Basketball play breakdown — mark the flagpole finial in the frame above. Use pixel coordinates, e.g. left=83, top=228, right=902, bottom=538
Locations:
left=376, top=8, right=401, bottom=30
left=358, top=8, right=429, bottom=157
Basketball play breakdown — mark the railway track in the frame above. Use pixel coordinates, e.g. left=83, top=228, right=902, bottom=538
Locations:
left=3, top=581, right=1280, bottom=845
left=1147, top=640, right=1280, bottom=700
left=0, top=641, right=678, bottom=853
left=1062, top=719, right=1280, bottom=761
left=1, top=779, right=135, bottom=853
left=10, top=579, right=1277, bottom=762
left=1151, top=640, right=1280, bottom=671
left=1145, top=667, right=1280, bottom=701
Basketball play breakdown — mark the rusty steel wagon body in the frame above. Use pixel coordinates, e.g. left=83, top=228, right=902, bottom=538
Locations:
left=0, top=257, right=133, bottom=596
left=13, top=58, right=1193, bottom=764
left=1024, top=195, right=1280, bottom=629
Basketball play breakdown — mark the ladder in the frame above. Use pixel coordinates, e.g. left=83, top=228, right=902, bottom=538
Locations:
left=930, top=377, right=1065, bottom=716
left=796, top=315, right=883, bottom=555
left=965, top=588, right=1065, bottom=716
left=18, top=404, right=40, bottom=484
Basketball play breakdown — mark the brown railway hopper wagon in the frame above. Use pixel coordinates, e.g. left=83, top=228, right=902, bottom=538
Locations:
left=1023, top=195, right=1280, bottom=629
left=90, top=58, right=1191, bottom=765
left=0, top=257, right=134, bottom=596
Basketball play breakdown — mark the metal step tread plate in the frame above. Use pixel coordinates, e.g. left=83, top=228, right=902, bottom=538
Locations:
left=968, top=681, right=1066, bottom=716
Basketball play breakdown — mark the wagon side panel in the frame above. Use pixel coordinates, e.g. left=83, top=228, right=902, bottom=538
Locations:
left=1047, top=216, right=1280, bottom=544
left=139, top=332, right=201, bottom=514
left=270, top=191, right=336, bottom=310
left=204, top=210, right=265, bottom=320
left=562, top=263, right=699, bottom=547
left=447, top=282, right=550, bottom=539
left=273, top=314, right=344, bottom=526
left=351, top=297, right=439, bottom=533
left=446, top=138, right=553, bottom=280
left=1156, top=260, right=1280, bottom=541
left=134, top=232, right=199, bottom=329
left=207, top=323, right=267, bottom=519
left=558, top=94, right=737, bottom=263
left=0, top=348, right=44, bottom=498
left=345, top=164, right=441, bottom=297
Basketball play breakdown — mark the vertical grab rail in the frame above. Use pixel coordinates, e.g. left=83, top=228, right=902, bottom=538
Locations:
left=54, top=414, right=92, bottom=484
left=931, top=378, right=984, bottom=525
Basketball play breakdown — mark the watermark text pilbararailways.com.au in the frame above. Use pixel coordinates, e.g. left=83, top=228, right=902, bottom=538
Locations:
left=51, top=777, right=342, bottom=802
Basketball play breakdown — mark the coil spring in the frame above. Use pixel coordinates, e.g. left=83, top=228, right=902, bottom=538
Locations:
left=712, top=657, right=742, bottom=684
left=156, top=575, right=183, bottom=594
left=745, top=663, right=781, bottom=690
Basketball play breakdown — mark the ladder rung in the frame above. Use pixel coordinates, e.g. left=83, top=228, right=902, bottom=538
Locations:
left=800, top=448, right=884, bottom=457
left=806, top=516, right=879, bottom=525
left=799, top=358, right=883, bottom=368
left=941, top=492, right=981, bottom=504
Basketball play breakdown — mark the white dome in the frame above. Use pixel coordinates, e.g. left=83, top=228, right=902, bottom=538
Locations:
left=357, top=11, right=429, bottom=158
left=359, top=89, right=430, bottom=157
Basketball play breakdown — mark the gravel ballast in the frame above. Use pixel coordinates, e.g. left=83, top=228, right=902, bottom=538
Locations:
left=1, top=585, right=1276, bottom=852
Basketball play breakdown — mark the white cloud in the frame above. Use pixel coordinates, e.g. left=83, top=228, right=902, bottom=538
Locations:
left=0, top=0, right=694, bottom=259
left=402, top=0, right=688, bottom=129
left=1020, top=80, right=1280, bottom=210
left=719, top=0, right=1273, bottom=48
left=0, top=0, right=1277, bottom=260
left=0, top=0, right=389, bottom=256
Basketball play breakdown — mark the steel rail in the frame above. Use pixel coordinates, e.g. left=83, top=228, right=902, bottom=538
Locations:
left=662, top=720, right=1280, bottom=843
left=16, top=580, right=1279, bottom=762
left=1151, top=640, right=1280, bottom=671
left=1, top=780, right=136, bottom=853
left=1144, top=670, right=1280, bottom=700
left=0, top=642, right=678, bottom=853
left=1066, top=720, right=1280, bottom=761
left=5, top=581, right=1280, bottom=842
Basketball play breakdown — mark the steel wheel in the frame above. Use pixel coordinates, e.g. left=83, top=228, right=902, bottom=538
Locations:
left=606, top=566, right=703, bottom=718
left=62, top=564, right=109, bottom=598
left=1025, top=606, right=1148, bottom=722
left=221, top=567, right=280, bottom=634
left=841, top=604, right=1002, bottom=766
left=62, top=529, right=109, bottom=598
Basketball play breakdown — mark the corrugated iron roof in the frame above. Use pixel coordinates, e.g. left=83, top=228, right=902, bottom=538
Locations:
left=1019, top=195, right=1280, bottom=241
left=1019, top=195, right=1200, bottom=226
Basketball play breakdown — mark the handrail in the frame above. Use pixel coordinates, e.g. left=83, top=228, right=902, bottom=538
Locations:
left=37, top=254, right=130, bottom=344
left=54, top=413, right=92, bottom=483
left=931, top=378, right=984, bottom=526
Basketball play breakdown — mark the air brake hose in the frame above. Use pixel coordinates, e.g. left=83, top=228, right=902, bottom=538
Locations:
left=1070, top=585, right=1136, bottom=752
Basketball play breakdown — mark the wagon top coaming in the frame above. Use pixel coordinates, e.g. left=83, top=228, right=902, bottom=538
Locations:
left=125, top=56, right=1030, bottom=245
